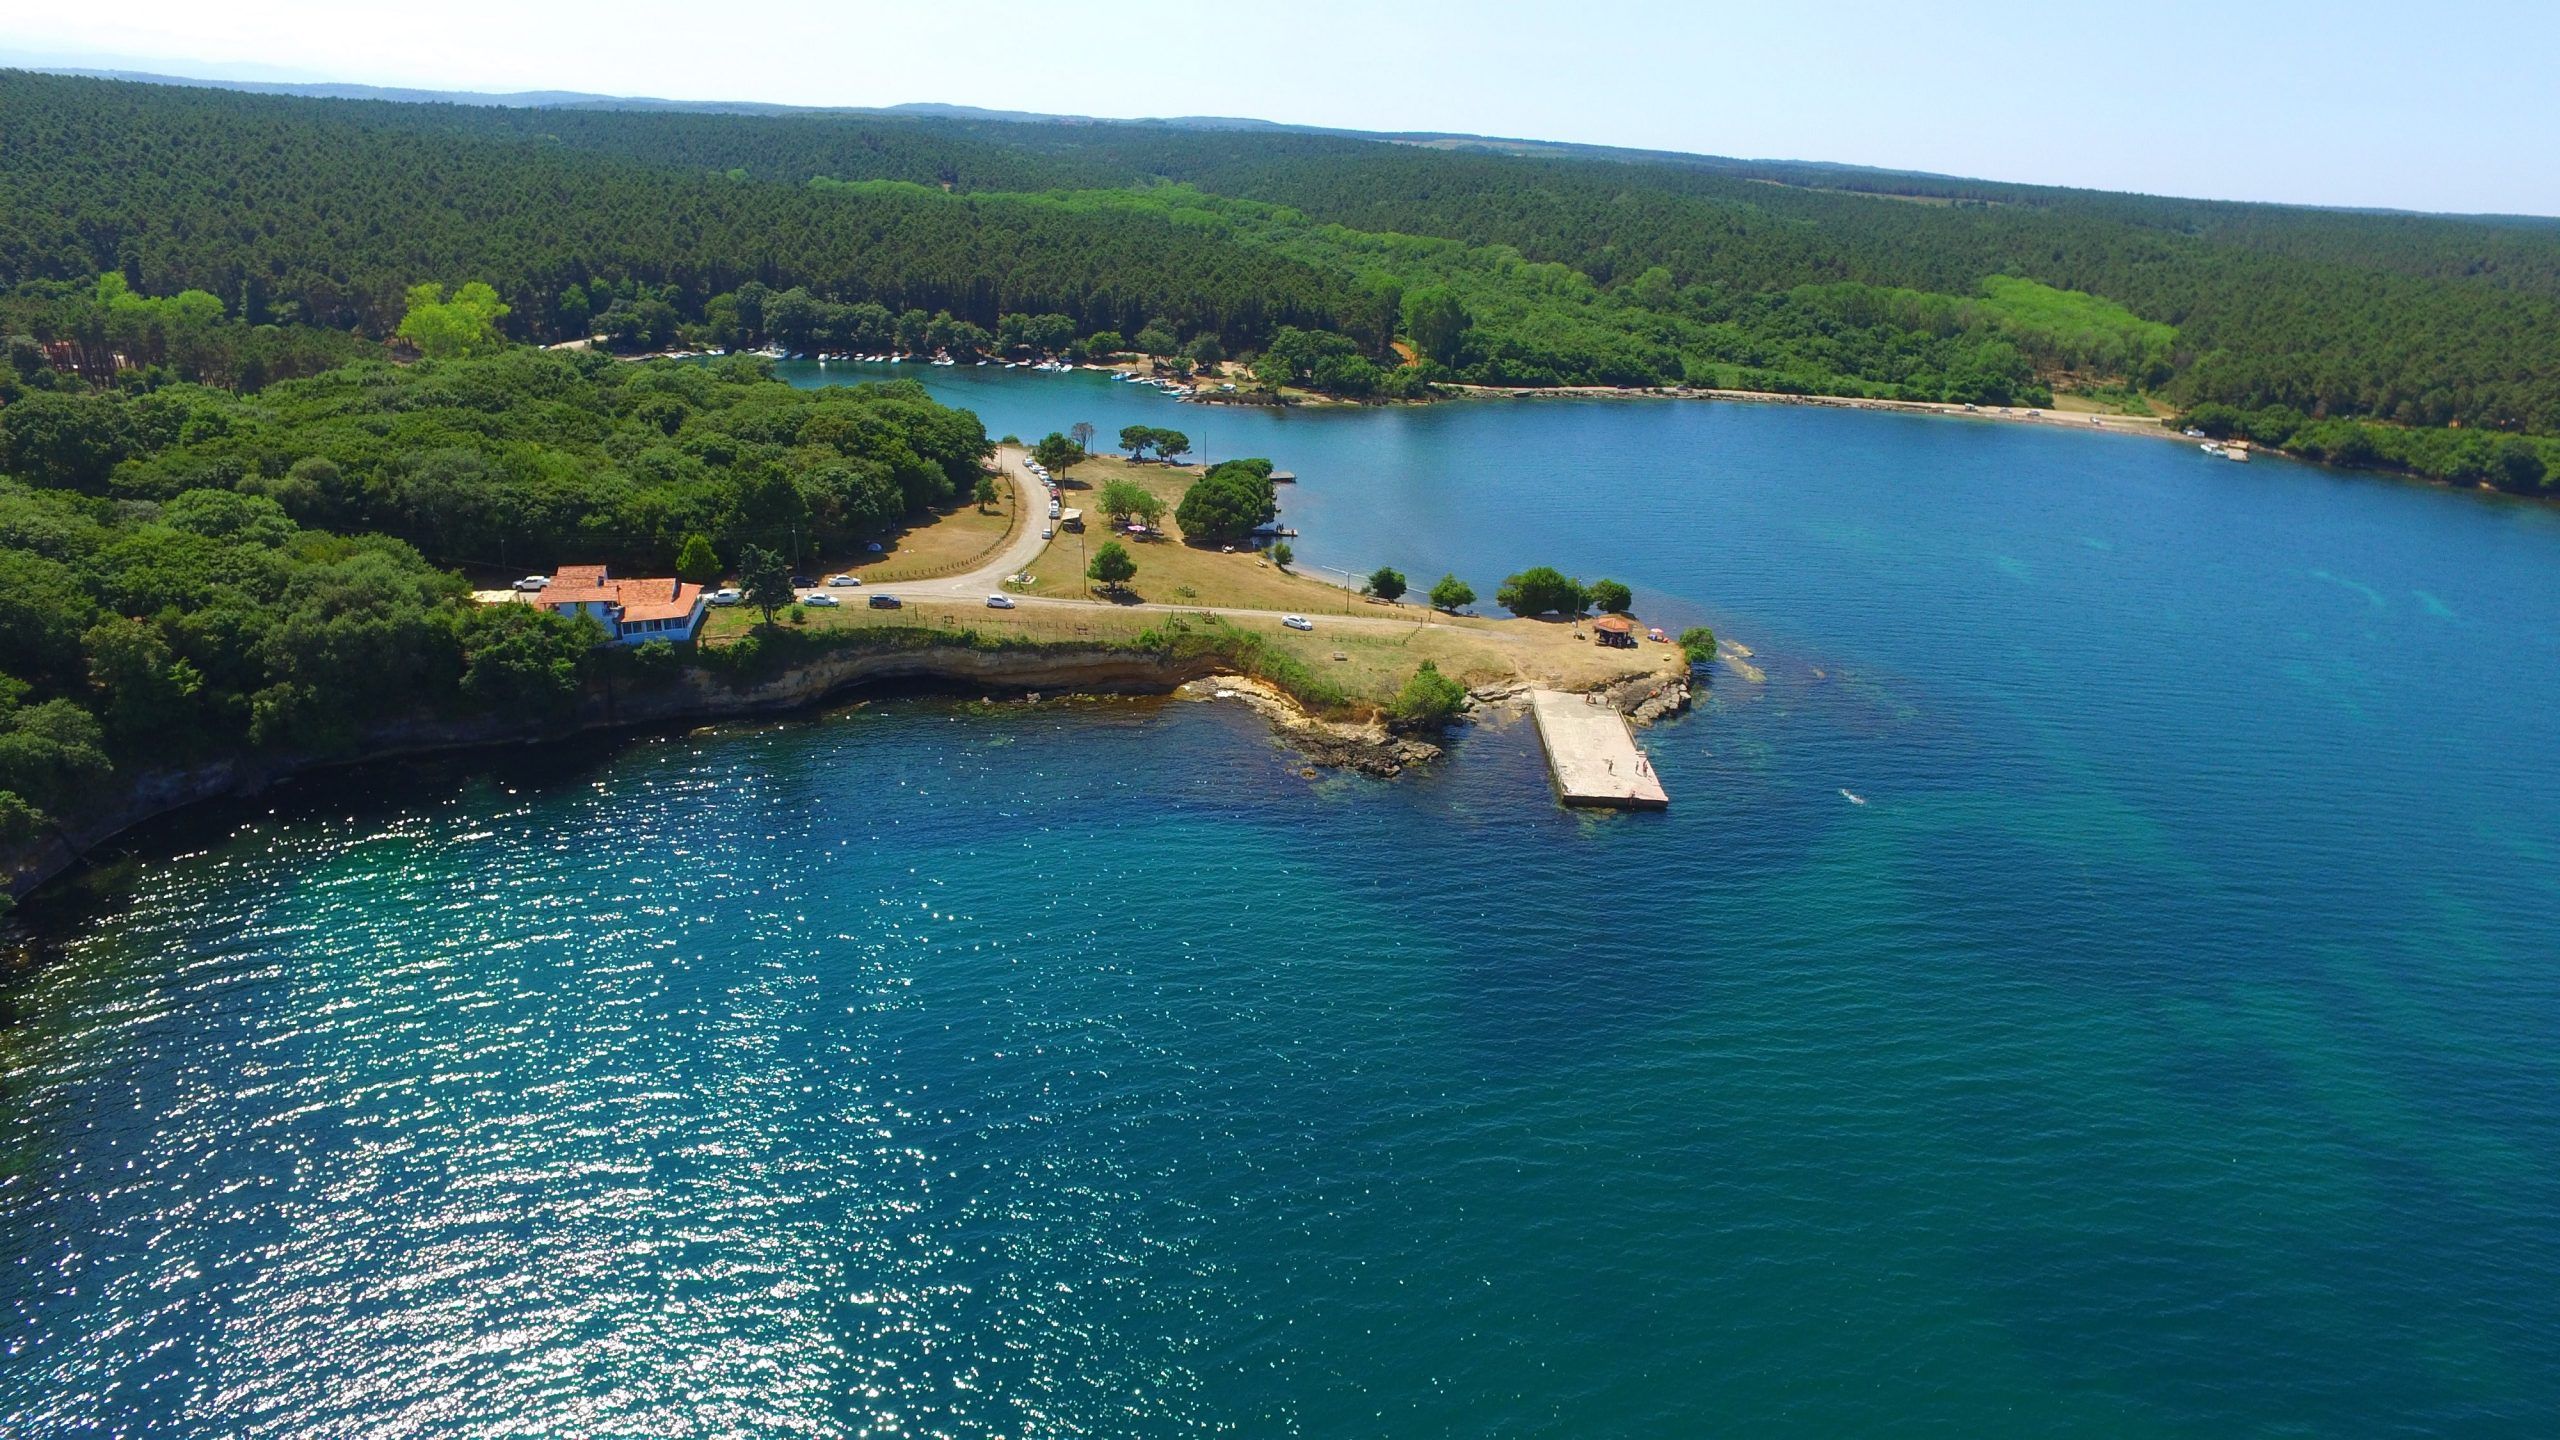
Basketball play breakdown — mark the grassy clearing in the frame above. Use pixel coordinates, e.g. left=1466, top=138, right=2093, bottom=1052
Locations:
left=695, top=451, right=1686, bottom=712
left=701, top=592, right=1684, bottom=714
left=832, top=486, right=1016, bottom=583
left=1020, top=454, right=1366, bottom=609
left=2050, top=387, right=2161, bottom=417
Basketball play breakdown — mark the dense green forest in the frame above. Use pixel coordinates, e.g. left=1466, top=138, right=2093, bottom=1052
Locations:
left=0, top=346, right=991, bottom=855
left=1, top=69, right=2555, bottom=489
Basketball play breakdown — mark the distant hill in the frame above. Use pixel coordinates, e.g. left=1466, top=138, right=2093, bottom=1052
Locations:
left=24, top=66, right=2104, bottom=208
left=3, top=66, right=2557, bottom=476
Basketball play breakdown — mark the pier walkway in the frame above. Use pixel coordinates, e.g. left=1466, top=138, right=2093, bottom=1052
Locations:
left=1528, top=689, right=1669, bottom=809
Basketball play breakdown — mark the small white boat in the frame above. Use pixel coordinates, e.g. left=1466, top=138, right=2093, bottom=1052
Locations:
left=2200, top=442, right=2227, bottom=458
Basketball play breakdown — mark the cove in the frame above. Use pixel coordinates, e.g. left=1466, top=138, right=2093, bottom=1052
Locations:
left=4, top=367, right=2558, bottom=1437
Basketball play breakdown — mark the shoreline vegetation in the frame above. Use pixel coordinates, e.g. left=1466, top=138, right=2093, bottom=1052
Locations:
left=5, top=620, right=1691, bottom=906
left=7, top=67, right=2555, bottom=897
left=0, top=346, right=1691, bottom=907
left=2, top=71, right=2553, bottom=498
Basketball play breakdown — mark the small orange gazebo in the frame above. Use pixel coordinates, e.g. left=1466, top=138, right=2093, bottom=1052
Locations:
left=1591, top=614, right=1638, bottom=648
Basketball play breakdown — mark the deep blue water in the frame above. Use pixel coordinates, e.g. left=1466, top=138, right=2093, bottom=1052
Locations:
left=5, top=366, right=2558, bottom=1437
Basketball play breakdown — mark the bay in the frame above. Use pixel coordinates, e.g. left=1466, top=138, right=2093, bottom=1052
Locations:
left=4, top=364, right=2556, bottom=1437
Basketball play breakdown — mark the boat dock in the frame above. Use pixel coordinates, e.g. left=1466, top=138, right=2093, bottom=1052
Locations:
left=1528, top=689, right=1669, bottom=809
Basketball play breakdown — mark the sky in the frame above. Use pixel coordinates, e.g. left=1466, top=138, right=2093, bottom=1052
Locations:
left=2, top=0, right=2552, bottom=216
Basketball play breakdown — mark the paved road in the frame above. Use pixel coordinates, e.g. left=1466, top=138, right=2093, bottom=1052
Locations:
left=862, top=448, right=1572, bottom=660
left=877, top=448, right=1448, bottom=634
left=896, top=444, right=1055, bottom=599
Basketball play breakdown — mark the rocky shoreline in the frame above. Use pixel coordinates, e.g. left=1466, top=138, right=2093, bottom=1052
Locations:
left=2, top=644, right=1206, bottom=904
left=4, top=642, right=1690, bottom=903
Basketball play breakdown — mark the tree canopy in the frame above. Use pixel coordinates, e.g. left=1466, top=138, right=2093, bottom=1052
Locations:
left=0, top=344, right=995, bottom=852
left=397, top=282, right=511, bottom=359
left=1496, top=566, right=1587, bottom=617
left=1030, top=432, right=1085, bottom=473
left=5, top=70, right=2556, bottom=479
left=1172, top=460, right=1278, bottom=545
left=1087, top=539, right=1137, bottom=591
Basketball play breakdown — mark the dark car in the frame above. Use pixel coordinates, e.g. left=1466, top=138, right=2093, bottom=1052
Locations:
left=868, top=594, right=902, bottom=609
left=789, top=574, right=814, bottom=588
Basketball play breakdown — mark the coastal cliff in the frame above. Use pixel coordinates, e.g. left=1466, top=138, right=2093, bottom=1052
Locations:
left=1, top=640, right=1453, bottom=902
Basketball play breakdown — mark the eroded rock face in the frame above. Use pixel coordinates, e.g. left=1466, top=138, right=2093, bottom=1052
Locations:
left=1606, top=673, right=1693, bottom=727
left=7, top=643, right=1687, bottom=901
left=7, top=645, right=1220, bottom=901
left=1182, top=676, right=1441, bottom=777
left=1290, top=727, right=1442, bottom=778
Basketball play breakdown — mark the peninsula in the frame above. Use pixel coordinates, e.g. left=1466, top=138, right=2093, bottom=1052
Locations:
left=0, top=348, right=1690, bottom=905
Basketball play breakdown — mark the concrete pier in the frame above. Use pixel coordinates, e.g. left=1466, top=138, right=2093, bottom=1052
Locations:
left=1529, top=689, right=1669, bottom=809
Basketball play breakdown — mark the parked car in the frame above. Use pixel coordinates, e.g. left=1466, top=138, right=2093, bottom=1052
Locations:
left=1282, top=614, right=1314, bottom=631
left=789, top=574, right=814, bottom=587
left=826, top=573, right=859, bottom=586
left=512, top=575, right=549, bottom=591
left=1041, top=526, right=1055, bottom=539
left=986, top=594, right=1017, bottom=609
left=709, top=588, right=743, bottom=606
left=803, top=592, right=840, bottom=607
left=868, top=594, right=902, bottom=609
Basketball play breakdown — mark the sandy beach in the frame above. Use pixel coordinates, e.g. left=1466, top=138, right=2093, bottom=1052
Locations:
left=1442, top=381, right=2190, bottom=442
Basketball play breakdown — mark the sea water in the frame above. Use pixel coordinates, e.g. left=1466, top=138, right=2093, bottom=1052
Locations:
left=4, top=370, right=2556, bottom=1436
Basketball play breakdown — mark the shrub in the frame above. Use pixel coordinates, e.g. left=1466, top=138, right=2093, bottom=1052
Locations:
left=1388, top=660, right=1468, bottom=732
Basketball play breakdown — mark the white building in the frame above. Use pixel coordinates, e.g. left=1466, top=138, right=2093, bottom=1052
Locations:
left=538, top=565, right=709, bottom=646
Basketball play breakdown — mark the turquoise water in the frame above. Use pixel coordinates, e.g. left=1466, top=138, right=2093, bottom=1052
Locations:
left=6, top=367, right=2559, bottom=1436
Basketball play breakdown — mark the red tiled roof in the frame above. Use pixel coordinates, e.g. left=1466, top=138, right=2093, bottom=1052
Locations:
left=540, top=566, right=702, bottom=624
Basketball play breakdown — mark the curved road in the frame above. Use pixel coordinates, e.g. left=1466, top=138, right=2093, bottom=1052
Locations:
left=877, top=445, right=1592, bottom=663
left=898, top=443, right=1055, bottom=599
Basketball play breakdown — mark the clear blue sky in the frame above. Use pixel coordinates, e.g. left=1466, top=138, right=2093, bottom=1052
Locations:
left=2, top=0, right=2551, bottom=215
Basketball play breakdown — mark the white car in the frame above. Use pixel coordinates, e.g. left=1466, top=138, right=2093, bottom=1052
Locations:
left=1041, top=526, right=1054, bottom=539
left=986, top=594, right=1017, bottom=609
left=803, top=592, right=840, bottom=607
left=826, top=573, right=859, bottom=586
left=708, top=587, right=742, bottom=606
left=1281, top=614, right=1314, bottom=631
left=512, top=575, right=549, bottom=591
